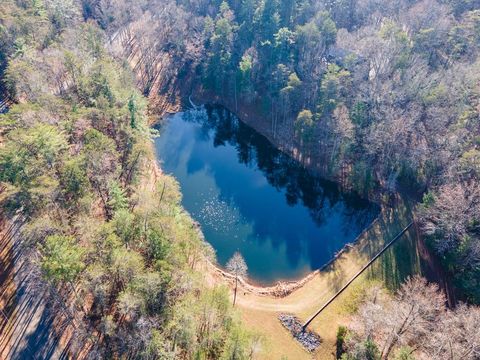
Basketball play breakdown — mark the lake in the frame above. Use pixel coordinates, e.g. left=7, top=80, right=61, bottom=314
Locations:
left=154, top=105, right=379, bottom=284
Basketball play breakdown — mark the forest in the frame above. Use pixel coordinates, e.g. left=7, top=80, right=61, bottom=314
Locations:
left=0, top=1, right=260, bottom=359
left=76, top=0, right=480, bottom=303
left=0, top=0, right=480, bottom=359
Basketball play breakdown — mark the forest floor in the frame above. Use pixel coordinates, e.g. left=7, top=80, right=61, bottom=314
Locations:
left=201, top=197, right=437, bottom=360
left=0, top=213, right=70, bottom=360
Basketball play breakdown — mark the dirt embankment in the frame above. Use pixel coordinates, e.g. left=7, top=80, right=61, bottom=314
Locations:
left=109, top=23, right=204, bottom=119
left=413, top=221, right=458, bottom=307
left=0, top=212, right=17, bottom=358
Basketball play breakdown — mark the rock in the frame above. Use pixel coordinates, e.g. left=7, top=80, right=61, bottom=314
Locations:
left=278, top=314, right=321, bottom=352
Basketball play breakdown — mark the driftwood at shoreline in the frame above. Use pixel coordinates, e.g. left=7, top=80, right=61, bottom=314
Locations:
left=209, top=261, right=320, bottom=297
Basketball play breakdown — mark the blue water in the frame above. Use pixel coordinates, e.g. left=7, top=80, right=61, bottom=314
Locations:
left=154, top=105, right=379, bottom=284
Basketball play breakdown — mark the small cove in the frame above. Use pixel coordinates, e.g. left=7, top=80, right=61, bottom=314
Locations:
left=155, top=105, right=380, bottom=284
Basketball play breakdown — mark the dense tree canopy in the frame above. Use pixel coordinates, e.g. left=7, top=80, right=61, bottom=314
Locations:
left=0, top=1, right=260, bottom=358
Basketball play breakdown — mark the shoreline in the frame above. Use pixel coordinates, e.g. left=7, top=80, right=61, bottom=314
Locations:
left=148, top=144, right=383, bottom=298
left=149, top=104, right=453, bottom=307
left=148, top=98, right=402, bottom=297
left=201, top=215, right=382, bottom=296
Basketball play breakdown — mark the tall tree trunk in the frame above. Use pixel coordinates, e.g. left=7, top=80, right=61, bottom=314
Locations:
left=233, top=276, right=238, bottom=305
left=381, top=305, right=414, bottom=359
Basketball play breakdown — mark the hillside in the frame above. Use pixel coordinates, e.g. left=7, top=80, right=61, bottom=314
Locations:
left=1, top=0, right=480, bottom=359
left=0, top=1, right=260, bottom=358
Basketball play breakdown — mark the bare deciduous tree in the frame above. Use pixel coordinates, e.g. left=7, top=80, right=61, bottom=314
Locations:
left=226, top=251, right=248, bottom=306
left=419, top=183, right=480, bottom=256
left=346, top=276, right=446, bottom=360
left=426, top=304, right=480, bottom=360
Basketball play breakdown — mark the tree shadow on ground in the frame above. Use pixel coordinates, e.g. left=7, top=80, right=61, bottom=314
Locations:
left=0, top=217, right=71, bottom=360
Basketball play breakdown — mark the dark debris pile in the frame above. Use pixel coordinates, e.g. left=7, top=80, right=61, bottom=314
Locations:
left=278, top=314, right=321, bottom=352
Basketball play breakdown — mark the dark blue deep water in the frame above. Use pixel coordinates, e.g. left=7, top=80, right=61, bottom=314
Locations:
left=155, top=105, right=379, bottom=284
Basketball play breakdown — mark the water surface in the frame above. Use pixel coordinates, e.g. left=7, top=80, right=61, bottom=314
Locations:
left=155, top=105, right=379, bottom=284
